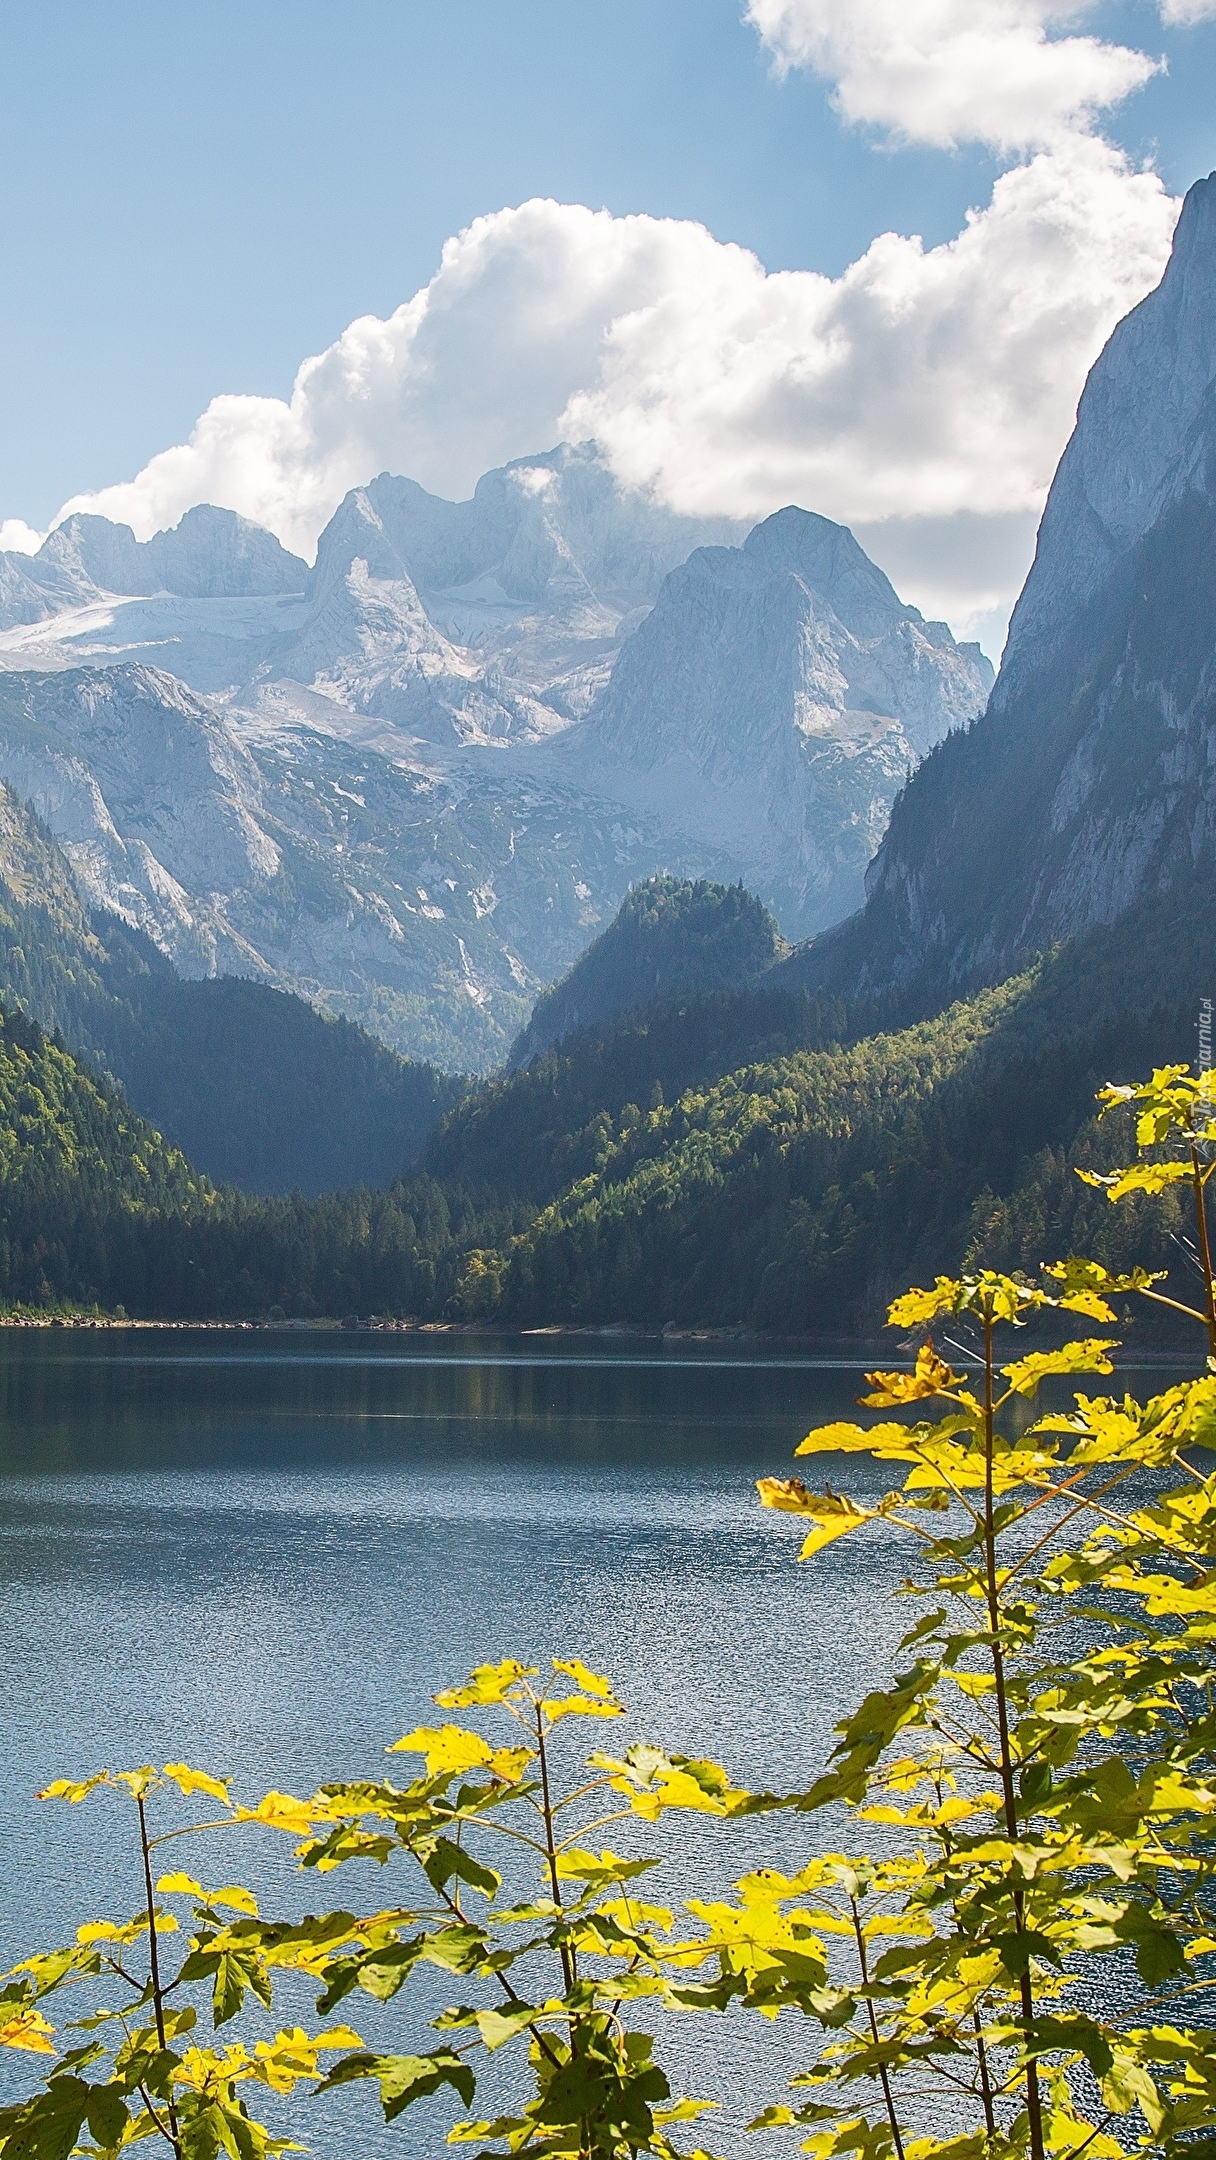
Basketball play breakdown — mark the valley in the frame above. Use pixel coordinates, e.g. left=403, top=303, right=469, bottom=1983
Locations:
left=0, top=177, right=1210, bottom=1336
left=0, top=448, right=990, bottom=1067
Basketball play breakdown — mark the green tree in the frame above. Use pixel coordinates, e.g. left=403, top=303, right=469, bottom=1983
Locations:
left=0, top=1665, right=744, bottom=2160
left=685, top=1061, right=1216, bottom=2160
left=5, top=1060, right=1216, bottom=2160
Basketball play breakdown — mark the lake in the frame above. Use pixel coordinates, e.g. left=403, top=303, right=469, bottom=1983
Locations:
left=0, top=1329, right=1147, bottom=2154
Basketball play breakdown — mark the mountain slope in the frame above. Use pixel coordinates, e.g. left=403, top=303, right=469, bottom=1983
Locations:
left=90, top=931, right=465, bottom=1196
left=3, top=874, right=1200, bottom=1325
left=0, top=779, right=463, bottom=1194
left=0, top=454, right=992, bottom=1052
left=561, top=508, right=992, bottom=933
left=0, top=1001, right=484, bottom=1319
left=508, top=876, right=788, bottom=1069
left=0, top=1001, right=208, bottom=1310
left=432, top=889, right=1208, bottom=1332
left=0, top=660, right=719, bottom=1067
left=786, top=170, right=1216, bottom=1007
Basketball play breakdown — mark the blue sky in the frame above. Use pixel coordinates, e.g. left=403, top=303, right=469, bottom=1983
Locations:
left=2, top=1, right=1215, bottom=650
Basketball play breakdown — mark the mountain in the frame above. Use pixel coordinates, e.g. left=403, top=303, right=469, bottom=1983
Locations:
left=508, top=876, right=788, bottom=1070
left=0, top=451, right=990, bottom=1062
left=0, top=446, right=736, bottom=729
left=0, top=997, right=483, bottom=1319
left=787, top=170, right=1216, bottom=1009
left=0, top=660, right=707, bottom=1067
left=0, top=506, right=307, bottom=626
left=420, top=879, right=1211, bottom=1332
left=273, top=445, right=746, bottom=740
left=563, top=508, right=992, bottom=933
left=0, top=777, right=463, bottom=1195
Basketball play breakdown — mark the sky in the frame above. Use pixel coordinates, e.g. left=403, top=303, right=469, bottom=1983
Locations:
left=1, top=0, right=1215, bottom=658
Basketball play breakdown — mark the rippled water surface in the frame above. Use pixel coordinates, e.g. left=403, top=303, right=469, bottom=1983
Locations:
left=0, top=1330, right=950, bottom=2152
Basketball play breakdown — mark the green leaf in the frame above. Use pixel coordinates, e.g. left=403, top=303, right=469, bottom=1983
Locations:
left=419, top=1838, right=500, bottom=1900
left=1131, top=1923, right=1185, bottom=1987
left=1019, top=1761, right=1053, bottom=1808
left=83, top=2085, right=129, bottom=2150
left=2, top=2079, right=91, bottom=2160
left=317, top=2049, right=475, bottom=2120
left=211, top=1951, right=271, bottom=2028
left=992, top=1929, right=1061, bottom=1978
left=1030, top=2016, right=1114, bottom=2078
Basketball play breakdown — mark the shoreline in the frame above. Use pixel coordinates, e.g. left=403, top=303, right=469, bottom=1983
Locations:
left=0, top=1312, right=1199, bottom=1364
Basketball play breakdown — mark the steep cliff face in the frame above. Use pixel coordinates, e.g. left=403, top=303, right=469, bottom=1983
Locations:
left=790, top=171, right=1216, bottom=1006
left=998, top=173, right=1216, bottom=703
left=570, top=507, right=992, bottom=936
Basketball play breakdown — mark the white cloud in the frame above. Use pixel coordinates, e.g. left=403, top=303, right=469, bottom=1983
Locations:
left=745, top=0, right=1161, bottom=152
left=36, top=3, right=1184, bottom=646
left=1157, top=0, right=1216, bottom=19
left=564, top=139, right=1174, bottom=530
left=53, top=149, right=1175, bottom=570
left=0, top=518, right=44, bottom=555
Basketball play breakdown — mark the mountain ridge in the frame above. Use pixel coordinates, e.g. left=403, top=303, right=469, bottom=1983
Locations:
left=0, top=464, right=991, bottom=1062
left=0, top=774, right=463, bottom=1194
left=777, top=170, right=1216, bottom=1011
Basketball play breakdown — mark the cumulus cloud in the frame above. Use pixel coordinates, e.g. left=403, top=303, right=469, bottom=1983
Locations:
left=1157, top=0, right=1216, bottom=20
left=745, top=0, right=1161, bottom=152
left=564, top=139, right=1174, bottom=527
left=39, top=1, right=1185, bottom=642
left=0, top=518, right=43, bottom=555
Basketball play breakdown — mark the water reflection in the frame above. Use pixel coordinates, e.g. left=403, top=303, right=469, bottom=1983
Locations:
left=0, top=1333, right=1185, bottom=2156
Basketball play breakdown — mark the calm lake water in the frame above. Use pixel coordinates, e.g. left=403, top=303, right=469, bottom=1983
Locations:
left=0, top=1330, right=1164, bottom=2155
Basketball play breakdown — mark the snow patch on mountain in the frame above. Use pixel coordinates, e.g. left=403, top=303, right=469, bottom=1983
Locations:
left=0, top=447, right=994, bottom=1057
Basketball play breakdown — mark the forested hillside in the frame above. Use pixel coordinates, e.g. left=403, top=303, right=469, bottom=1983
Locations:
left=92, top=929, right=464, bottom=1195
left=508, top=876, right=787, bottom=1068
left=0, top=994, right=507, bottom=1316
left=0, top=1003, right=205, bottom=1309
left=0, top=783, right=462, bottom=1193
left=0, top=875, right=1198, bottom=1328
left=433, top=912, right=1197, bottom=1333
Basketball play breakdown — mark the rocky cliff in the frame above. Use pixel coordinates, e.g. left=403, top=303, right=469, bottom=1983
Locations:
left=0, top=450, right=992, bottom=1062
left=567, top=508, right=991, bottom=934
left=788, top=171, right=1216, bottom=1008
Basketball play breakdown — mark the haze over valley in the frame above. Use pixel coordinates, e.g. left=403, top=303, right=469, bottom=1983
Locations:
left=0, top=449, right=991, bottom=1065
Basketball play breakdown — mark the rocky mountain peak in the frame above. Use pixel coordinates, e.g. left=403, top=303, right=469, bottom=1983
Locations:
left=741, top=506, right=915, bottom=640
left=998, top=169, right=1216, bottom=701
left=569, top=509, right=992, bottom=936
left=0, top=505, right=309, bottom=622
left=784, top=170, right=1216, bottom=1009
